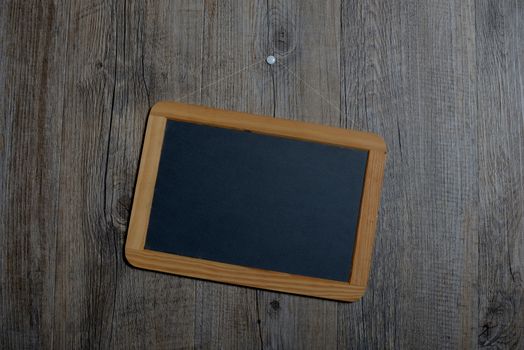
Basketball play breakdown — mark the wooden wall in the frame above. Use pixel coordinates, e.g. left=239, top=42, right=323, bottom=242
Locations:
left=1, top=0, right=523, bottom=348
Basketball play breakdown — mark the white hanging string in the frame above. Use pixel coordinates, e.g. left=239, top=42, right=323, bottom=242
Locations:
left=174, top=54, right=342, bottom=118
left=176, top=57, right=268, bottom=103
left=277, top=62, right=343, bottom=116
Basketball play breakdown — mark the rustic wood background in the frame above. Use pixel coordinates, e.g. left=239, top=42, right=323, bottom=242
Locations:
left=1, top=0, right=523, bottom=349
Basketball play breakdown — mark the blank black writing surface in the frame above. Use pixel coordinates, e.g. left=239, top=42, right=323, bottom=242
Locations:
left=145, top=120, right=368, bottom=282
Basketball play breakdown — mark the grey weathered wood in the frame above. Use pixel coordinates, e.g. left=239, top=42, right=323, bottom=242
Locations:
left=107, top=1, right=198, bottom=348
left=50, top=1, right=123, bottom=347
left=338, top=1, right=481, bottom=349
left=255, top=2, right=340, bottom=350
left=1, top=0, right=524, bottom=349
left=475, top=1, right=524, bottom=348
left=0, top=1, right=62, bottom=348
left=191, top=1, right=266, bottom=348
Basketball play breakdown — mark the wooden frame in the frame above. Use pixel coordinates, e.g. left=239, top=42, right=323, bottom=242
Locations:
left=125, top=101, right=387, bottom=302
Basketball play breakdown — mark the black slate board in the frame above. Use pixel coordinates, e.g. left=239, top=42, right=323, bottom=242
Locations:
left=145, top=120, right=368, bottom=282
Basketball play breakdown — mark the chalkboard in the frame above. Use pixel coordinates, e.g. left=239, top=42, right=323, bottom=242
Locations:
left=126, top=102, right=387, bottom=301
left=145, top=120, right=368, bottom=282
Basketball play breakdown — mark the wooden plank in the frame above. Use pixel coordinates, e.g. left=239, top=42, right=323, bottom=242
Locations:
left=267, top=0, right=342, bottom=126
left=192, top=1, right=270, bottom=348
left=338, top=0, right=479, bottom=349
left=0, top=1, right=63, bottom=348
left=50, top=1, right=121, bottom=347
left=255, top=1, right=342, bottom=349
left=475, top=1, right=524, bottom=348
left=107, top=1, right=201, bottom=348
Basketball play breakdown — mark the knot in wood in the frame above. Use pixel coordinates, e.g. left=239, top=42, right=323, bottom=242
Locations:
left=271, top=25, right=293, bottom=55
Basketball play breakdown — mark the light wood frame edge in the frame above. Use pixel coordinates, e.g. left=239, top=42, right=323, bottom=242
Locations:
left=125, top=101, right=387, bottom=302
left=125, top=114, right=167, bottom=251
left=349, top=150, right=387, bottom=287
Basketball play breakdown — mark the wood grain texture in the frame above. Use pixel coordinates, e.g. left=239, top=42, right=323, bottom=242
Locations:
left=476, top=1, right=524, bottom=348
left=192, top=2, right=268, bottom=348
left=256, top=2, right=344, bottom=348
left=1, top=0, right=523, bottom=349
left=337, top=1, right=483, bottom=348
